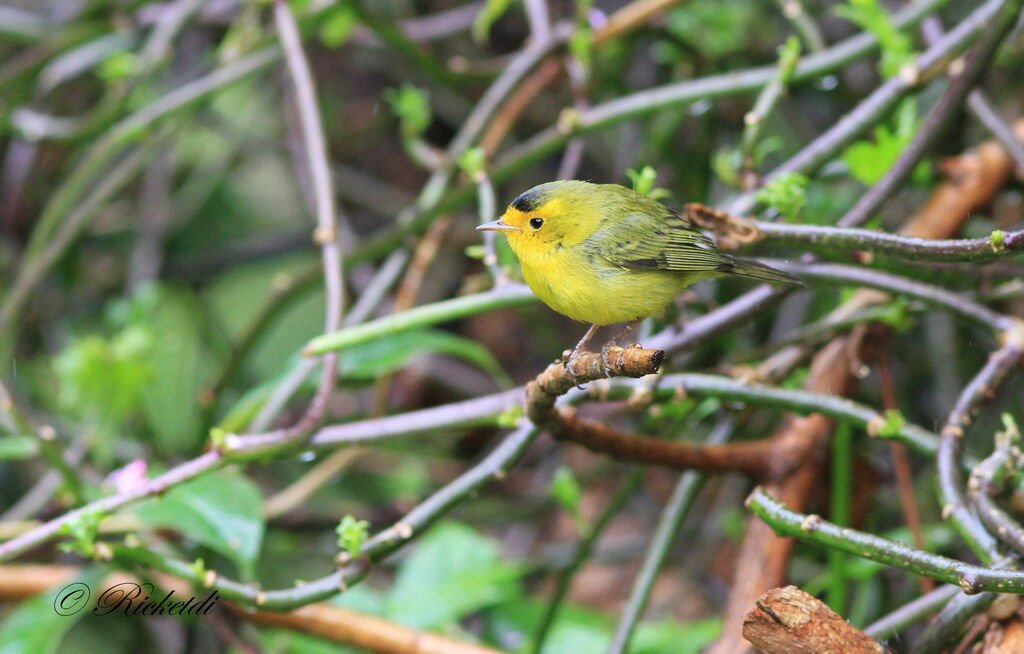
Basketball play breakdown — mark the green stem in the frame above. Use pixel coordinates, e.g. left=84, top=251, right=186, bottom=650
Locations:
left=827, top=421, right=852, bottom=614
left=304, top=285, right=536, bottom=355
left=747, top=487, right=1024, bottom=593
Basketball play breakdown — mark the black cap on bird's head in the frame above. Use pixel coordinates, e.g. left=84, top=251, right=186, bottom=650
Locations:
left=509, top=187, right=545, bottom=213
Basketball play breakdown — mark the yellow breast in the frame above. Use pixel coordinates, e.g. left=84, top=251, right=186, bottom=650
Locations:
left=510, top=238, right=695, bottom=325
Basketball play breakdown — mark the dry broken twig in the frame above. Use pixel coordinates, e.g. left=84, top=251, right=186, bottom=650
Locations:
left=743, top=586, right=889, bottom=654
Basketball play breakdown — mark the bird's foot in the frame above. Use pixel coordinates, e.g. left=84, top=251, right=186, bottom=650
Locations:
left=561, top=349, right=588, bottom=389
left=600, top=343, right=622, bottom=372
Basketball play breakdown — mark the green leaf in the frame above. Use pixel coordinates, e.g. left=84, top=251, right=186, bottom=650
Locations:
left=135, top=469, right=264, bottom=578
left=319, top=3, right=358, bottom=48
left=0, top=567, right=107, bottom=654
left=137, top=287, right=210, bottom=455
left=0, top=435, right=38, bottom=460
left=840, top=101, right=930, bottom=187
left=335, top=515, right=370, bottom=559
left=53, top=323, right=153, bottom=462
left=386, top=522, right=522, bottom=628
left=625, top=165, right=671, bottom=200
left=339, top=328, right=512, bottom=388
left=756, top=172, right=808, bottom=221
left=835, top=0, right=912, bottom=78
left=457, top=146, right=487, bottom=178
left=383, top=84, right=431, bottom=140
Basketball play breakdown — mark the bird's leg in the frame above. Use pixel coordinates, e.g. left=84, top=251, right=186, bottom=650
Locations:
left=601, top=319, right=641, bottom=370
left=563, top=323, right=600, bottom=384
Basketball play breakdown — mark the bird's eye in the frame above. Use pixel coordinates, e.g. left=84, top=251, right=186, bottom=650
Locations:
left=529, top=218, right=544, bottom=230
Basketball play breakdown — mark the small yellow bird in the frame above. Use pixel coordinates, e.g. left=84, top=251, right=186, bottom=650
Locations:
left=477, top=180, right=803, bottom=367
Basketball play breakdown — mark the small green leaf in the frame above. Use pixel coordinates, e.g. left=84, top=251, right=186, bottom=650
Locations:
left=878, top=409, right=905, bottom=439
left=457, top=146, right=487, bottom=178
left=841, top=100, right=928, bottom=187
left=834, top=0, right=913, bottom=78
left=319, top=4, right=358, bottom=48
left=57, top=508, right=106, bottom=557
left=135, top=469, right=264, bottom=578
left=991, top=229, right=1006, bottom=251
left=625, top=165, right=671, bottom=200
left=384, top=84, right=432, bottom=140
left=336, top=515, right=370, bottom=558
left=755, top=172, right=808, bottom=220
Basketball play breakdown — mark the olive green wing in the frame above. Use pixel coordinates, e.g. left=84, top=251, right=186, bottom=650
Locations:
left=592, top=211, right=728, bottom=273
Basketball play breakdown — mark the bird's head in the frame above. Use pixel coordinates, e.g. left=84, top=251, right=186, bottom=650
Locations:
left=476, top=181, right=603, bottom=256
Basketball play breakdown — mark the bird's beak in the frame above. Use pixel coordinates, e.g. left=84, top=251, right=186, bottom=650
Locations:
left=477, top=219, right=520, bottom=232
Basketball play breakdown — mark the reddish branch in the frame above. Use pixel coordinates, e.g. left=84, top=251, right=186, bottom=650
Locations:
left=548, top=411, right=790, bottom=477
left=525, top=346, right=816, bottom=478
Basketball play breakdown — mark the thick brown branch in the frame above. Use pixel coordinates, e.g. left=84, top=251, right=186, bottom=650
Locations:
left=743, top=586, right=890, bottom=654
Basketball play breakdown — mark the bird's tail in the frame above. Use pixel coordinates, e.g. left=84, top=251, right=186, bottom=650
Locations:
left=718, top=257, right=806, bottom=287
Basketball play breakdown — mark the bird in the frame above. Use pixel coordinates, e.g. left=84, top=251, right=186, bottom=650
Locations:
left=476, top=180, right=803, bottom=372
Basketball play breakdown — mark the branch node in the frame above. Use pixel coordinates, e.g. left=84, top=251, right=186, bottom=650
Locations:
left=898, top=62, right=921, bottom=86
left=999, top=318, right=1024, bottom=350
left=800, top=514, right=822, bottom=533
left=393, top=521, right=414, bottom=540
left=684, top=203, right=762, bottom=249
left=948, top=56, right=966, bottom=77
left=312, top=225, right=336, bottom=246
left=866, top=414, right=886, bottom=438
